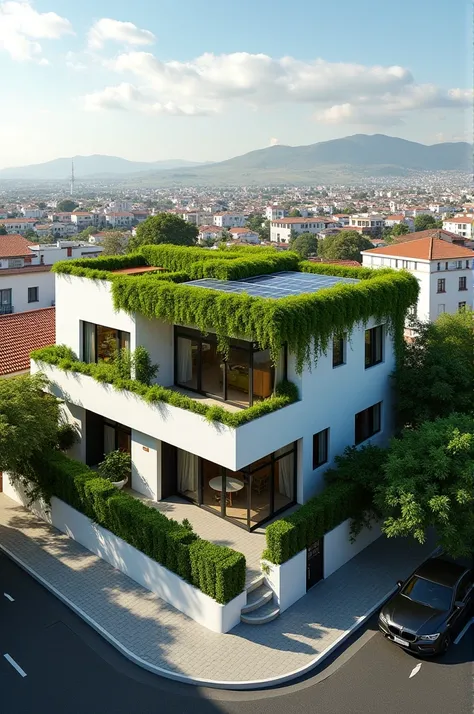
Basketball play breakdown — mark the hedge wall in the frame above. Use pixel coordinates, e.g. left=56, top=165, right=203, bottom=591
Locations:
left=263, top=481, right=367, bottom=564
left=52, top=253, right=147, bottom=279
left=31, top=345, right=299, bottom=428
left=41, top=451, right=246, bottom=603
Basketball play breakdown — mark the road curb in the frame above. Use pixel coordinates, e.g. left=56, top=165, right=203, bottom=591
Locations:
left=0, top=541, right=441, bottom=690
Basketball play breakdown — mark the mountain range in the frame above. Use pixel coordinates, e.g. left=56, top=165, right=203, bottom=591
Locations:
left=0, top=135, right=470, bottom=185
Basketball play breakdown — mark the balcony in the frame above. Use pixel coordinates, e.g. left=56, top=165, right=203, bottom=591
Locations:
left=0, top=305, right=13, bottom=315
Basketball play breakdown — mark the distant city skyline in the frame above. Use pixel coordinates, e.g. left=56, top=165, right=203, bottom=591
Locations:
left=0, top=0, right=471, bottom=169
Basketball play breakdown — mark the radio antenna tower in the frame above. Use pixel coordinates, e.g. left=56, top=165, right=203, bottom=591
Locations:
left=70, top=159, right=75, bottom=196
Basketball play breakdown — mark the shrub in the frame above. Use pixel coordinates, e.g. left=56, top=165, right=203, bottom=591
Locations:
left=264, top=481, right=367, bottom=564
left=36, top=451, right=245, bottom=602
left=97, top=450, right=131, bottom=483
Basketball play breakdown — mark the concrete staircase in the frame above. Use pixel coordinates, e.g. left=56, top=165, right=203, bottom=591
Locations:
left=240, top=574, right=280, bottom=625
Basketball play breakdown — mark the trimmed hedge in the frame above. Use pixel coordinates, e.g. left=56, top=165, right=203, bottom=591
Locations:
left=42, top=451, right=246, bottom=603
left=264, top=481, right=367, bottom=564
left=299, top=261, right=393, bottom=280
left=31, top=345, right=299, bottom=428
left=52, top=253, right=147, bottom=279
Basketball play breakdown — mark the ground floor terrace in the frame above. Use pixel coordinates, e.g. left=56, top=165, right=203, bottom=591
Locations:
left=84, top=410, right=298, bottom=534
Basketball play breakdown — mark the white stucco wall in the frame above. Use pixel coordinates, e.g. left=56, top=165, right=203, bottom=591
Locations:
left=262, top=550, right=306, bottom=613
left=131, top=430, right=161, bottom=500
left=0, top=270, right=55, bottom=313
left=429, top=267, right=473, bottom=319
left=323, top=518, right=382, bottom=579
left=60, top=402, right=86, bottom=463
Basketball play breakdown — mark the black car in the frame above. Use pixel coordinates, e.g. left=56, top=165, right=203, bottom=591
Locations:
left=378, top=557, right=474, bottom=655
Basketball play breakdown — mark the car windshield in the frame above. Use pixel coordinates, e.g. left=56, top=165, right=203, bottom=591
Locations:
left=402, top=576, right=453, bottom=611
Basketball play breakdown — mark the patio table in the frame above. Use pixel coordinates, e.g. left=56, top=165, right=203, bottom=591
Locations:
left=208, top=476, right=244, bottom=506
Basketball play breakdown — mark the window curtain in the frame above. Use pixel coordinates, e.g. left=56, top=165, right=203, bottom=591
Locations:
left=178, top=338, right=193, bottom=383
left=103, top=424, right=116, bottom=456
left=83, top=322, right=96, bottom=363
left=275, top=446, right=294, bottom=499
left=177, top=449, right=198, bottom=494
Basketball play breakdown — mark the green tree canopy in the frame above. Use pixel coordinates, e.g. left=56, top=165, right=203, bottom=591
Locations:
left=24, top=229, right=37, bottom=240
left=100, top=231, right=128, bottom=256
left=318, top=230, right=373, bottom=262
left=77, top=226, right=97, bottom=240
left=0, top=374, right=60, bottom=479
left=414, top=214, right=442, bottom=231
left=289, top=232, right=318, bottom=259
left=0, top=225, right=7, bottom=235
left=129, top=213, right=198, bottom=251
left=289, top=209, right=302, bottom=217
left=390, top=222, right=410, bottom=236
left=375, top=414, right=474, bottom=558
left=395, top=310, right=474, bottom=428
left=56, top=199, right=79, bottom=213
left=245, top=213, right=264, bottom=233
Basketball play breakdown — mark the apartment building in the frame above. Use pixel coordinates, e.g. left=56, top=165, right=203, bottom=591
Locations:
left=21, top=205, right=43, bottom=219
left=270, top=218, right=334, bottom=244
left=384, top=215, right=415, bottom=231
left=197, top=225, right=223, bottom=244
left=443, top=216, right=474, bottom=240
left=348, top=214, right=385, bottom=233
left=265, top=206, right=288, bottom=221
left=213, top=212, right=246, bottom=228
left=182, top=211, right=212, bottom=226
left=0, top=218, right=38, bottom=235
left=105, top=212, right=134, bottom=229
left=362, top=237, right=474, bottom=325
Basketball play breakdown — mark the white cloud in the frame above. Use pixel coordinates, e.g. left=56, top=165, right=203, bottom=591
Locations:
left=80, top=49, right=471, bottom=125
left=0, top=1, right=73, bottom=62
left=88, top=18, right=155, bottom=50
left=65, top=50, right=86, bottom=71
left=83, top=83, right=213, bottom=116
left=270, top=137, right=280, bottom=146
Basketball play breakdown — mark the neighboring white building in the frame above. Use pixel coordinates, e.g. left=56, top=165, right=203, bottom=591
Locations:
left=35, top=223, right=77, bottom=239
left=265, top=206, right=287, bottom=221
left=70, top=212, right=102, bottom=230
left=105, top=212, right=135, bottom=229
left=213, top=213, right=246, bottom=228
left=228, top=228, right=260, bottom=244
left=182, top=211, right=212, bottom=226
left=348, top=214, right=385, bottom=233
left=270, top=218, right=334, bottom=244
left=0, top=218, right=38, bottom=235
left=197, top=225, right=223, bottom=244
left=21, top=205, right=43, bottom=219
left=107, top=200, right=132, bottom=213
left=384, top=215, right=415, bottom=231
left=442, top=216, right=474, bottom=240
left=48, top=212, right=72, bottom=223
left=331, top=214, right=350, bottom=226
left=362, top=237, right=474, bottom=326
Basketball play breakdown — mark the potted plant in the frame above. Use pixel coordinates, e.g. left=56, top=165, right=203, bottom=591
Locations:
left=98, top=449, right=131, bottom=489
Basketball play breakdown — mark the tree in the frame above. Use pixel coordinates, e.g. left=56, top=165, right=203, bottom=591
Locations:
left=289, top=209, right=302, bottom=217
left=77, top=226, right=97, bottom=240
left=24, top=229, right=37, bottom=240
left=245, top=213, right=264, bottom=233
left=375, top=414, right=474, bottom=558
left=0, top=225, right=8, bottom=235
left=101, top=231, right=128, bottom=256
left=414, top=214, right=442, bottom=231
left=318, top=230, right=373, bottom=262
left=129, top=213, right=198, bottom=251
left=289, top=232, right=318, bottom=259
left=37, top=202, right=47, bottom=210
left=56, top=199, right=78, bottom=213
left=0, top=374, right=60, bottom=479
left=390, top=223, right=410, bottom=237
left=395, top=310, right=474, bottom=428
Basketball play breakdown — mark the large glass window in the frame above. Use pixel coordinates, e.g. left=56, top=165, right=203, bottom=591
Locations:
left=355, top=403, right=381, bottom=445
left=365, top=325, right=383, bottom=369
left=174, top=328, right=276, bottom=407
left=83, top=322, right=131, bottom=364
left=0, top=288, right=12, bottom=314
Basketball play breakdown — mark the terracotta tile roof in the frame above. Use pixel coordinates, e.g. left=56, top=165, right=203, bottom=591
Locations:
left=0, top=307, right=55, bottom=376
left=363, top=237, right=474, bottom=261
left=393, top=229, right=463, bottom=244
left=444, top=216, right=474, bottom=224
left=0, top=218, right=37, bottom=224
left=0, top=265, right=51, bottom=277
left=271, top=217, right=324, bottom=224
left=0, top=234, right=34, bottom=259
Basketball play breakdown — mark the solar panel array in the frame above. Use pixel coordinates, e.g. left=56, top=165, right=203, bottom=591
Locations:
left=185, top=271, right=360, bottom=299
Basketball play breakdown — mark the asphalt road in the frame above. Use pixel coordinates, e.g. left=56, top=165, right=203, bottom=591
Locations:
left=0, top=550, right=472, bottom=714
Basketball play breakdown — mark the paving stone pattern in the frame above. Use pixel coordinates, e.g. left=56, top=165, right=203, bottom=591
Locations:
left=0, top=494, right=435, bottom=684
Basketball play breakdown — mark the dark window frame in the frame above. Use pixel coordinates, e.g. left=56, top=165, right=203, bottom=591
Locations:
left=174, top=325, right=280, bottom=408
left=27, top=286, right=39, bottom=303
left=332, top=335, right=345, bottom=368
left=459, top=276, right=467, bottom=291
left=355, top=402, right=382, bottom=445
left=0, top=288, right=12, bottom=306
left=437, top=278, right=446, bottom=293
left=82, top=321, right=131, bottom=364
left=365, top=325, right=384, bottom=369
left=313, top=428, right=329, bottom=469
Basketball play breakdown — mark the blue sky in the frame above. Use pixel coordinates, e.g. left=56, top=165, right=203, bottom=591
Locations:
left=0, top=0, right=471, bottom=167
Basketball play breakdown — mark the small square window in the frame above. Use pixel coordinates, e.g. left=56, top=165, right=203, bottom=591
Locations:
left=332, top=335, right=345, bottom=368
left=313, top=428, right=329, bottom=469
left=27, top=286, right=39, bottom=303
left=365, top=325, right=384, bottom=369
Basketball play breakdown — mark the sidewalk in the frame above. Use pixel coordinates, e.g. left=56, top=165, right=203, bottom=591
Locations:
left=0, top=493, right=435, bottom=689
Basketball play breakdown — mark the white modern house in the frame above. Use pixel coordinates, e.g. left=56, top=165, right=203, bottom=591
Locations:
left=348, top=214, right=385, bottom=233
left=442, top=216, right=474, bottom=240
left=105, top=212, right=134, bottom=229
left=362, top=236, right=474, bottom=325
left=270, top=218, right=333, bottom=244
left=265, top=206, right=287, bottom=221
left=228, top=228, right=260, bottom=243
left=384, top=215, right=415, bottom=231
left=213, top=213, right=246, bottom=228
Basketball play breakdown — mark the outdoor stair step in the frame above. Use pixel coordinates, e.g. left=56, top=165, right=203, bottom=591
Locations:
left=246, top=573, right=265, bottom=594
left=240, top=599, right=280, bottom=625
left=241, top=584, right=273, bottom=614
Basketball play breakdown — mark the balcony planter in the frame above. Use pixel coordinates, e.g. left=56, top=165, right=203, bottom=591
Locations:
left=111, top=476, right=129, bottom=490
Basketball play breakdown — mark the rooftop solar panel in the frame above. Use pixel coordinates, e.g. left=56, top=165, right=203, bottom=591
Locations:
left=185, top=271, right=359, bottom=299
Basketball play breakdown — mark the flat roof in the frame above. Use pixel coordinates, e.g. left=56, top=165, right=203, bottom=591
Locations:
left=185, top=271, right=359, bottom=299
